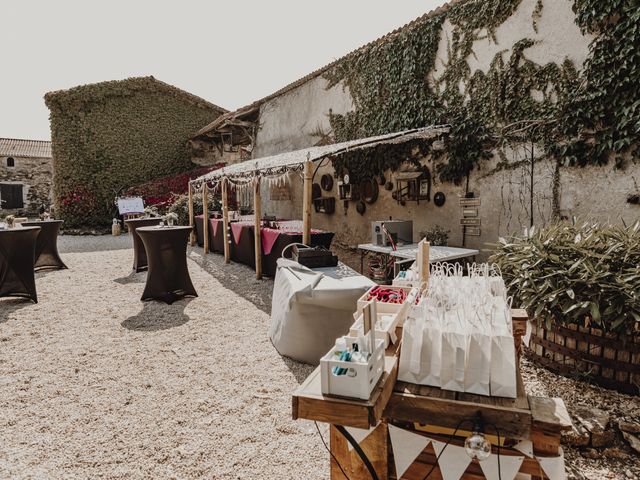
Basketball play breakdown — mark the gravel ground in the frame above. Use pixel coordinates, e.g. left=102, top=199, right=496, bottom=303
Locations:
left=0, top=235, right=324, bottom=480
left=1, top=235, right=637, bottom=479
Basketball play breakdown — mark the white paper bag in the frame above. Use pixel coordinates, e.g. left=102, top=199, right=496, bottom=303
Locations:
left=490, top=334, right=517, bottom=397
left=440, top=329, right=467, bottom=392
left=398, top=316, right=442, bottom=387
left=464, top=328, right=492, bottom=395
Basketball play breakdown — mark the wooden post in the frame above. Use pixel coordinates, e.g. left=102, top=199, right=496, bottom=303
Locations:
left=222, top=177, right=231, bottom=264
left=188, top=182, right=196, bottom=246
left=418, top=239, right=430, bottom=291
left=302, top=159, right=313, bottom=246
left=202, top=182, right=209, bottom=253
left=253, top=174, right=262, bottom=279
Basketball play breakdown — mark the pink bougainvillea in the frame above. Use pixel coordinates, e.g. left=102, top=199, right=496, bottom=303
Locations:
left=124, top=163, right=224, bottom=212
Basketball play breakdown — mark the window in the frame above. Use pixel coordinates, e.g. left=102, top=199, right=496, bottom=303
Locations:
left=6, top=157, right=15, bottom=167
left=0, top=183, right=24, bottom=209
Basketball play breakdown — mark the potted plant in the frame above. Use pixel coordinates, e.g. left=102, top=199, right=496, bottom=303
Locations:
left=489, top=220, right=640, bottom=393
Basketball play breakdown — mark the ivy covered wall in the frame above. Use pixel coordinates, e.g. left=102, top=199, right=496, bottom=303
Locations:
left=251, top=0, right=639, bottom=249
left=45, top=76, right=225, bottom=227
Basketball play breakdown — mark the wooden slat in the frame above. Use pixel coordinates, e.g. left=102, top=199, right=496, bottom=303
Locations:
left=330, top=424, right=388, bottom=480
left=385, top=374, right=532, bottom=440
left=530, top=334, right=640, bottom=374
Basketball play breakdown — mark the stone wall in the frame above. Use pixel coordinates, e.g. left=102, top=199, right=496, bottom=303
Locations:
left=249, top=0, right=640, bottom=257
left=0, top=155, right=53, bottom=217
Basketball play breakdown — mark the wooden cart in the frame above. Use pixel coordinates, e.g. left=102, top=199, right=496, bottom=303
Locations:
left=292, top=311, right=572, bottom=479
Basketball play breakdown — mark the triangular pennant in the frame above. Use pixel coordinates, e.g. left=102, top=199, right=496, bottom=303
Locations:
left=513, top=440, right=534, bottom=458
left=344, top=425, right=377, bottom=451
left=537, top=447, right=566, bottom=480
left=388, top=425, right=431, bottom=479
left=479, top=453, right=524, bottom=480
left=431, top=439, right=472, bottom=480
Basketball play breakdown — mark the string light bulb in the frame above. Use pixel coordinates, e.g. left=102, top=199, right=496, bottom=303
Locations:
left=464, top=412, right=491, bottom=461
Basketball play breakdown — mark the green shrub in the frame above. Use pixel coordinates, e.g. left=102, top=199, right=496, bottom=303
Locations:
left=490, top=220, right=640, bottom=337
left=167, top=193, right=221, bottom=226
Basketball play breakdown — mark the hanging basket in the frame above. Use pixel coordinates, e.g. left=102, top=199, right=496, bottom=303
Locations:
left=527, top=322, right=640, bottom=395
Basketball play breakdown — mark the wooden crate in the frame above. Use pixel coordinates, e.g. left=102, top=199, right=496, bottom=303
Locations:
left=527, top=323, right=640, bottom=395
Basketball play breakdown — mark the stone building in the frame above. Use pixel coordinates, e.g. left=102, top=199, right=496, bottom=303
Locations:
left=191, top=0, right=640, bottom=255
left=0, top=138, right=53, bottom=216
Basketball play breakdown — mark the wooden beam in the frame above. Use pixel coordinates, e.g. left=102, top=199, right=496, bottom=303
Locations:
left=188, top=182, right=196, bottom=246
left=222, top=177, right=231, bottom=264
left=302, top=159, right=313, bottom=246
left=418, top=239, right=430, bottom=291
left=254, top=175, right=262, bottom=279
left=202, top=182, right=209, bottom=254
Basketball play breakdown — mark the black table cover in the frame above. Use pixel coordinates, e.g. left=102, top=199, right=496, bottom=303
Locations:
left=137, top=226, right=197, bottom=304
left=125, top=217, right=163, bottom=272
left=22, top=220, right=67, bottom=271
left=0, top=226, right=41, bottom=303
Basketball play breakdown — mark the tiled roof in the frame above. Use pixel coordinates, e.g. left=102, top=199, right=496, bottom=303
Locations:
left=192, top=0, right=459, bottom=138
left=0, top=138, right=52, bottom=159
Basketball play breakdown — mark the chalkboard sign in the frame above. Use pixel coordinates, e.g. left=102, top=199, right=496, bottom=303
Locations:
left=117, top=197, right=144, bottom=215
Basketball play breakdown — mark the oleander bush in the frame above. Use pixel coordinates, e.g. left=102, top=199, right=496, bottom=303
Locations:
left=490, top=220, right=640, bottom=337
left=45, top=76, right=225, bottom=227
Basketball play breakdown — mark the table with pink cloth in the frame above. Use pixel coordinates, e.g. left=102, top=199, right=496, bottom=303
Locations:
left=194, top=216, right=333, bottom=276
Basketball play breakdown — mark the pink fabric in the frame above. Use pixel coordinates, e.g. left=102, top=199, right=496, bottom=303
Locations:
left=260, top=228, right=281, bottom=255
left=230, top=223, right=245, bottom=244
left=209, top=218, right=222, bottom=237
left=260, top=227, right=324, bottom=255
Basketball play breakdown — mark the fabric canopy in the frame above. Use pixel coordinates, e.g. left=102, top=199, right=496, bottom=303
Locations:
left=192, top=125, right=450, bottom=183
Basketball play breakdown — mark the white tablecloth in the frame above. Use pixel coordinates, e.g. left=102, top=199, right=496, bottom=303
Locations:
left=269, top=259, right=374, bottom=365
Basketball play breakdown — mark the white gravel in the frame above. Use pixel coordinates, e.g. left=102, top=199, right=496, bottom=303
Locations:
left=0, top=235, right=324, bottom=479
left=2, top=234, right=637, bottom=479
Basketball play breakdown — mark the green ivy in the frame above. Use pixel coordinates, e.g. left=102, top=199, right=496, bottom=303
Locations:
left=323, top=0, right=638, bottom=185
left=45, top=77, right=224, bottom=227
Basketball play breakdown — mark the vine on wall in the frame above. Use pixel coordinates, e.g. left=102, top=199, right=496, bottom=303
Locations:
left=324, top=0, right=638, bottom=187
left=45, top=77, right=224, bottom=227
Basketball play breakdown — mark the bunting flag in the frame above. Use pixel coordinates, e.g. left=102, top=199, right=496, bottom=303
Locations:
left=344, top=424, right=377, bottom=451
left=430, top=439, right=472, bottom=480
left=537, top=447, right=566, bottom=480
left=388, top=425, right=431, bottom=479
left=513, top=439, right=534, bottom=458
left=479, top=453, right=524, bottom=480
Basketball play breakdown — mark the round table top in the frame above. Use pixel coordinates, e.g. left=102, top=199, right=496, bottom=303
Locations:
left=136, top=225, right=193, bottom=233
left=22, top=219, right=64, bottom=225
left=125, top=217, right=163, bottom=224
left=0, top=225, right=42, bottom=234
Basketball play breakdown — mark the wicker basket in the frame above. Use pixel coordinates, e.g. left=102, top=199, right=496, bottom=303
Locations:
left=527, top=322, right=640, bottom=395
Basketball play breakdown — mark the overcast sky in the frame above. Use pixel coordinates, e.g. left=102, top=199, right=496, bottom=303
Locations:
left=2, top=0, right=446, bottom=141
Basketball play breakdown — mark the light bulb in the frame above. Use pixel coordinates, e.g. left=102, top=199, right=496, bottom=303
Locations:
left=464, top=432, right=491, bottom=461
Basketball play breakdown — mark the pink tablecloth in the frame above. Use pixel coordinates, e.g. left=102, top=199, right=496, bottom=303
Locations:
left=260, top=227, right=323, bottom=255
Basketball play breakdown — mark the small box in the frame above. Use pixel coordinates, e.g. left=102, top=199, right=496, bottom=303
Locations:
left=357, top=286, right=412, bottom=313
left=349, top=312, right=400, bottom=348
left=320, top=337, right=386, bottom=400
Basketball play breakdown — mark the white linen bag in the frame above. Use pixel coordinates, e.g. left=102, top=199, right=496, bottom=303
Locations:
left=464, top=312, right=492, bottom=396
left=489, top=299, right=517, bottom=398
left=398, top=305, right=442, bottom=387
left=439, top=309, right=467, bottom=392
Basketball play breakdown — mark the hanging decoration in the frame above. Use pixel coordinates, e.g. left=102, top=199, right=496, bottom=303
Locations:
left=431, top=439, right=473, bottom=480
left=343, top=424, right=378, bottom=452
left=479, top=453, right=525, bottom=480
left=512, top=439, right=534, bottom=458
left=388, top=425, right=431, bottom=479
left=537, top=448, right=567, bottom=480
